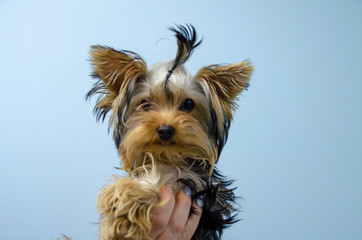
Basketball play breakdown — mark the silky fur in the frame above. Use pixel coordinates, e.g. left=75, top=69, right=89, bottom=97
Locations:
left=87, top=24, right=253, bottom=240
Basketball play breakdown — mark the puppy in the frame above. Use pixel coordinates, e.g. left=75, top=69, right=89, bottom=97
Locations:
left=87, top=24, right=253, bottom=240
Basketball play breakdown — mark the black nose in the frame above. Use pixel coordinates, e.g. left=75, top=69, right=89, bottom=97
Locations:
left=157, top=124, right=175, bottom=141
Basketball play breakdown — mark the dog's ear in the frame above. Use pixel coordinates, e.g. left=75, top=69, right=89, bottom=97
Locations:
left=195, top=60, right=253, bottom=118
left=89, top=45, right=147, bottom=96
left=87, top=46, right=147, bottom=146
left=195, top=61, right=253, bottom=157
left=87, top=45, right=147, bottom=120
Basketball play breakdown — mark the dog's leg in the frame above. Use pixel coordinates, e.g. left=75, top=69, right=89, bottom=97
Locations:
left=97, top=177, right=159, bottom=240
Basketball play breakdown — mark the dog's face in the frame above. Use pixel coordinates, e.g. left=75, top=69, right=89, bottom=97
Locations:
left=87, top=26, right=253, bottom=173
left=119, top=61, right=218, bottom=171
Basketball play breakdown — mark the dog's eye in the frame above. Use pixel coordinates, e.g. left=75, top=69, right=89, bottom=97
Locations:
left=180, top=98, right=194, bottom=112
left=140, top=99, right=151, bottom=109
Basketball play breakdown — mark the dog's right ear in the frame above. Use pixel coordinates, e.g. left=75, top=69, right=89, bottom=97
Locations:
left=87, top=46, right=147, bottom=146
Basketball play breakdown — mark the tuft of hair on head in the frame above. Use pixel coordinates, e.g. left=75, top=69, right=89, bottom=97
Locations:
left=166, top=24, right=202, bottom=81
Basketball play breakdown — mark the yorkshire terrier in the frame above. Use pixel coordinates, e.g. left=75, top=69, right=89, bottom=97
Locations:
left=86, top=24, right=253, bottom=240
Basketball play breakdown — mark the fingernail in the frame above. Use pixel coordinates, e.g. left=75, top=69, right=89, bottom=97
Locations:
left=196, top=195, right=205, bottom=208
left=183, top=185, right=192, bottom=197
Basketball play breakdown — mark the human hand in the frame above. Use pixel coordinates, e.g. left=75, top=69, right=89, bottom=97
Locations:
left=149, top=185, right=205, bottom=240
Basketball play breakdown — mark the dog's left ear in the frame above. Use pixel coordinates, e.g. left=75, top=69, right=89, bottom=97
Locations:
left=195, top=60, right=253, bottom=118
left=195, top=60, right=253, bottom=157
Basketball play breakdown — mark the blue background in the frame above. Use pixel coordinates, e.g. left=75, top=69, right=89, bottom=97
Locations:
left=1, top=1, right=361, bottom=239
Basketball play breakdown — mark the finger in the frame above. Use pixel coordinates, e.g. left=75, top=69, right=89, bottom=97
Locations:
left=149, top=186, right=175, bottom=239
left=157, top=186, right=192, bottom=239
left=180, top=195, right=204, bottom=240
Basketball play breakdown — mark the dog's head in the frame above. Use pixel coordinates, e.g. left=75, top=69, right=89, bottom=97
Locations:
left=87, top=25, right=253, bottom=172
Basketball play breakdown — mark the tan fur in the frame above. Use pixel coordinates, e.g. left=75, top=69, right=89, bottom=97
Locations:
left=195, top=61, right=253, bottom=127
left=97, top=176, right=158, bottom=240
left=120, top=96, right=217, bottom=171
left=97, top=158, right=206, bottom=240
left=90, top=46, right=147, bottom=133
left=90, top=47, right=147, bottom=93
left=90, top=46, right=253, bottom=240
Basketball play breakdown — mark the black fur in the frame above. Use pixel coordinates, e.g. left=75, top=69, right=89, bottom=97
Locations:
left=208, top=101, right=232, bottom=159
left=180, top=161, right=239, bottom=240
left=86, top=47, right=145, bottom=147
left=88, top=25, right=240, bottom=239
left=166, top=24, right=202, bottom=81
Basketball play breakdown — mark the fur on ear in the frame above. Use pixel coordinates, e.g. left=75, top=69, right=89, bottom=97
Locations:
left=195, top=60, right=253, bottom=120
left=195, top=61, right=253, bottom=157
left=86, top=45, right=147, bottom=146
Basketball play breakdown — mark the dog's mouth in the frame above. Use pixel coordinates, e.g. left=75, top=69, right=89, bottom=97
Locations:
left=159, top=140, right=173, bottom=146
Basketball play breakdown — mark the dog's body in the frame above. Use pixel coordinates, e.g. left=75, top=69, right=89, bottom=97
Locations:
left=87, top=25, right=253, bottom=240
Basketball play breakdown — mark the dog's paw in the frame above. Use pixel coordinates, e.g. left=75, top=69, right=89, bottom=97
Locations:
left=97, top=176, right=159, bottom=240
